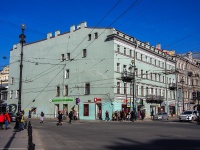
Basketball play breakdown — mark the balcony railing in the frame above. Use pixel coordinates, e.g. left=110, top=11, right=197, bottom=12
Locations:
left=121, top=72, right=134, bottom=82
left=169, top=83, right=177, bottom=90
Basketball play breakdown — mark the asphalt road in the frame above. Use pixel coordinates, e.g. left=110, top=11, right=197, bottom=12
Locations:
left=30, top=119, right=200, bottom=150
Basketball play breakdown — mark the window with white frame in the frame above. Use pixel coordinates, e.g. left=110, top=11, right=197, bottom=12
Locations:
left=151, top=88, right=153, bottom=94
left=82, top=49, right=86, bottom=58
left=117, top=45, right=120, bottom=52
left=64, top=85, right=68, bottom=96
left=61, top=54, right=64, bottom=61
left=141, top=70, right=143, bottom=78
left=136, top=85, right=138, bottom=96
left=124, top=47, right=126, bottom=55
left=117, top=63, right=120, bottom=73
left=66, top=53, right=70, bottom=60
left=124, top=83, right=127, bottom=94
left=146, top=71, right=148, bottom=79
left=15, top=90, right=19, bottom=99
left=56, top=86, right=60, bottom=97
left=10, top=90, right=13, bottom=99
left=85, top=83, right=90, bottom=95
left=65, top=69, right=69, bottom=79
left=11, top=77, right=14, bottom=85
left=130, top=50, right=132, bottom=57
left=146, top=87, right=149, bottom=96
left=141, top=86, right=144, bottom=96
left=117, top=82, right=120, bottom=94
left=130, top=83, right=133, bottom=95
left=123, top=65, right=127, bottom=72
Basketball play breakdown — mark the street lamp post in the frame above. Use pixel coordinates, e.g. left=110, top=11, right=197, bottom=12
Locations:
left=18, top=24, right=26, bottom=112
left=180, top=77, right=185, bottom=112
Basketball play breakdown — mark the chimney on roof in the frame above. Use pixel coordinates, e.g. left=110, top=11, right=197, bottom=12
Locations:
left=80, top=21, right=87, bottom=28
left=70, top=25, right=75, bottom=32
left=55, top=30, right=60, bottom=37
left=47, top=32, right=52, bottom=39
left=156, top=43, right=161, bottom=50
left=13, top=44, right=17, bottom=49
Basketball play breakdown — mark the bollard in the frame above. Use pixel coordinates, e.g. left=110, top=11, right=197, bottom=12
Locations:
left=24, top=120, right=27, bottom=129
left=27, top=121, right=35, bottom=150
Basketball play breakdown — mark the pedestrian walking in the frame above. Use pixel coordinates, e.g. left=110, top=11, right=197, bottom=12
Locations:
left=105, top=110, right=109, bottom=121
left=14, top=112, right=20, bottom=130
left=151, top=109, right=154, bottom=120
left=0, top=112, right=5, bottom=130
left=130, top=110, right=136, bottom=122
left=4, top=112, right=11, bottom=130
left=68, top=111, right=73, bottom=124
left=141, top=110, right=145, bottom=120
left=57, top=111, right=63, bottom=126
left=18, top=111, right=24, bottom=131
left=40, top=111, right=44, bottom=123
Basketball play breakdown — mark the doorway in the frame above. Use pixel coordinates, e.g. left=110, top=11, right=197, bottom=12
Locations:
left=96, top=103, right=102, bottom=120
left=63, top=104, right=68, bottom=119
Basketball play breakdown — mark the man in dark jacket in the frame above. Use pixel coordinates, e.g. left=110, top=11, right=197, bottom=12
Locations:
left=69, top=111, right=73, bottom=124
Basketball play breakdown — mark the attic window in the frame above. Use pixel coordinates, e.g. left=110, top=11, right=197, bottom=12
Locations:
left=61, top=54, right=64, bottom=61
left=94, top=32, right=98, bottom=39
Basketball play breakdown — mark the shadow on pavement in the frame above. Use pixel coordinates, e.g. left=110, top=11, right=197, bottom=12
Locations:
left=3, top=131, right=17, bottom=149
left=106, top=137, right=200, bottom=150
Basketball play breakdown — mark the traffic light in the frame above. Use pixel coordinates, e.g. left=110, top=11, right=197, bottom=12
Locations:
left=192, top=92, right=197, bottom=100
left=76, top=98, right=80, bottom=105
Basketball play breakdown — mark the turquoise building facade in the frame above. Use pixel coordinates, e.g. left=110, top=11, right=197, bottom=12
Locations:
left=7, top=21, right=176, bottom=120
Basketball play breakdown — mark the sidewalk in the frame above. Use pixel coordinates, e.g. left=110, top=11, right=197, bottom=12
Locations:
left=0, top=122, right=44, bottom=150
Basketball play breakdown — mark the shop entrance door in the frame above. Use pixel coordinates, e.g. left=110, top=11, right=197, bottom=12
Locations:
left=54, top=104, right=59, bottom=118
left=96, top=103, right=102, bottom=120
left=63, top=104, right=68, bottom=119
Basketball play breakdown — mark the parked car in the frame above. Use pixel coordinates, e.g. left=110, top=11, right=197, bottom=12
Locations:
left=8, top=112, right=16, bottom=122
left=154, top=112, right=169, bottom=120
left=179, top=110, right=198, bottom=122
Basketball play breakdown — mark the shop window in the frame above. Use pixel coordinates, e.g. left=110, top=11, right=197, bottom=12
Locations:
left=84, top=104, right=89, bottom=116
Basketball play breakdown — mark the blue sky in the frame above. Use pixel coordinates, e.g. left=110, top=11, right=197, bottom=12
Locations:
left=1, top=0, right=200, bottom=70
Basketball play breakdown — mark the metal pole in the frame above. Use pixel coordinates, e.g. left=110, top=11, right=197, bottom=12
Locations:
left=186, top=62, right=190, bottom=111
left=18, top=25, right=26, bottom=112
left=182, top=81, right=184, bottom=112
left=165, top=57, right=169, bottom=114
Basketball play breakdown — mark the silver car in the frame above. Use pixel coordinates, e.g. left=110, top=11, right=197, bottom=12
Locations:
left=154, top=112, right=169, bottom=120
left=179, top=110, right=198, bottom=122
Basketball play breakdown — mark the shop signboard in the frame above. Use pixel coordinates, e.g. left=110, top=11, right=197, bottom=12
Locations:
left=52, top=98, right=73, bottom=102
